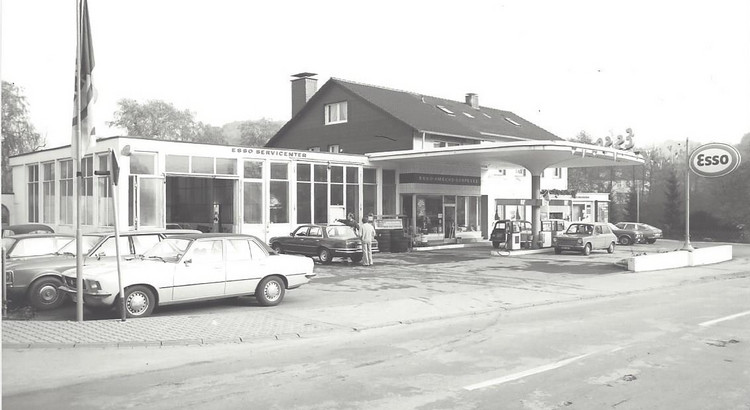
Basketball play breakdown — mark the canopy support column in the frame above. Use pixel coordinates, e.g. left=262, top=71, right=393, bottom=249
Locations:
left=531, top=173, right=541, bottom=249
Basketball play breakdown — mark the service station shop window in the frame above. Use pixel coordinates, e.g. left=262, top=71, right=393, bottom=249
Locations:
left=297, top=163, right=312, bottom=223
left=495, top=205, right=527, bottom=221
left=314, top=164, right=328, bottom=223
left=27, top=164, right=39, bottom=223
left=128, top=152, right=163, bottom=228
left=97, top=153, right=114, bottom=226
left=363, top=168, right=377, bottom=217
left=42, top=162, right=55, bottom=224
left=59, top=159, right=74, bottom=224
left=346, top=166, right=359, bottom=219
left=270, top=162, right=289, bottom=223
left=243, top=160, right=263, bottom=224
left=382, top=169, right=396, bottom=215
left=81, top=156, right=94, bottom=225
left=191, top=156, right=214, bottom=174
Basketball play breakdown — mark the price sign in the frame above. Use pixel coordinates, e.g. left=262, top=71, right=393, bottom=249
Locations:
left=688, top=143, right=741, bottom=178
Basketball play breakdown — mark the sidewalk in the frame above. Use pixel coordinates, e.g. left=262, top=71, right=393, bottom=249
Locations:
left=3, top=243, right=748, bottom=349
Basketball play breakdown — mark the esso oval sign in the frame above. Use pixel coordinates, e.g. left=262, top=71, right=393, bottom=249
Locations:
left=688, top=143, right=742, bottom=178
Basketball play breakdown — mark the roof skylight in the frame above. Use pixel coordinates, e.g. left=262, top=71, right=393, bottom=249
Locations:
left=462, top=112, right=475, bottom=118
left=482, top=113, right=492, bottom=119
left=436, top=105, right=455, bottom=115
left=504, top=117, right=521, bottom=126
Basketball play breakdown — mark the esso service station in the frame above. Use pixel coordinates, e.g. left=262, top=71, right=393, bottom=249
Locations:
left=689, top=143, right=742, bottom=178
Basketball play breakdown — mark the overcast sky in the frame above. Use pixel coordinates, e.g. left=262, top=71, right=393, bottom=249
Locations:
left=2, top=0, right=749, bottom=150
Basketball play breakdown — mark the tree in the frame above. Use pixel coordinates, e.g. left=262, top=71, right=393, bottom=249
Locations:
left=663, top=168, right=682, bottom=236
left=238, top=118, right=285, bottom=147
left=107, top=99, right=226, bottom=144
left=2, top=81, right=45, bottom=190
left=707, top=132, right=750, bottom=235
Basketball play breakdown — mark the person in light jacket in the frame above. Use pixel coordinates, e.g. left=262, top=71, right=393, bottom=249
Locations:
left=359, top=216, right=376, bottom=266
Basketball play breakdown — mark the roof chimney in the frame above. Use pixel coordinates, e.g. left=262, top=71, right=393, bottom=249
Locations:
left=291, top=72, right=318, bottom=117
left=465, top=93, right=479, bottom=109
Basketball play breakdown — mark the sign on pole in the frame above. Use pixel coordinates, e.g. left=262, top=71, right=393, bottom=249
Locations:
left=688, top=143, right=742, bottom=178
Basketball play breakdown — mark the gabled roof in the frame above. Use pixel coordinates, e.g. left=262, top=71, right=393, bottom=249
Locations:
left=331, top=78, right=561, bottom=142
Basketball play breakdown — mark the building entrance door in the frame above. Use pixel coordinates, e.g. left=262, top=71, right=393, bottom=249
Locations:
left=444, top=204, right=455, bottom=239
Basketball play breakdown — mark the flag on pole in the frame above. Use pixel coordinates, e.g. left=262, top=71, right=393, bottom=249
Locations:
left=71, top=0, right=97, bottom=160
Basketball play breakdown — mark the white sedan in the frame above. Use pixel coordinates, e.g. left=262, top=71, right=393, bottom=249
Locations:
left=59, top=233, right=316, bottom=318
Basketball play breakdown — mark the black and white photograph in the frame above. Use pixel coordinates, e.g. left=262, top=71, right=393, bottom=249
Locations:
left=2, top=1, right=749, bottom=408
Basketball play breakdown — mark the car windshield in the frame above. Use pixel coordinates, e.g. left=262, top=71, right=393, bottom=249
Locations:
left=3, top=237, right=17, bottom=250
left=326, top=225, right=358, bottom=239
left=566, top=224, right=593, bottom=235
left=144, top=238, right=192, bottom=261
left=57, top=235, right=106, bottom=255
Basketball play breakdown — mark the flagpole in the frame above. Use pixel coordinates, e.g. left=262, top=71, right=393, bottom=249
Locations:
left=74, top=0, right=84, bottom=322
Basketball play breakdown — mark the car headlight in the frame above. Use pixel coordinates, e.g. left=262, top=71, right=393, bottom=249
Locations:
left=577, top=238, right=583, bottom=245
left=552, top=237, right=557, bottom=243
left=84, top=279, right=102, bottom=291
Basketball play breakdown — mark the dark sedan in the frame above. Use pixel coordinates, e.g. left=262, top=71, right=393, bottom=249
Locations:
left=607, top=223, right=644, bottom=246
left=269, top=224, right=364, bottom=264
left=615, top=222, right=663, bottom=244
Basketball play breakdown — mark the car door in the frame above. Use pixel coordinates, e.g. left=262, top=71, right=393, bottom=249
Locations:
left=172, top=239, right=226, bottom=301
left=287, top=226, right=309, bottom=254
left=594, top=225, right=606, bottom=248
left=224, top=238, right=267, bottom=295
left=303, top=226, right=324, bottom=255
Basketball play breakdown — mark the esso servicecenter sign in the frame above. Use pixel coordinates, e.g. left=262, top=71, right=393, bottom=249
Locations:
left=688, top=143, right=742, bottom=178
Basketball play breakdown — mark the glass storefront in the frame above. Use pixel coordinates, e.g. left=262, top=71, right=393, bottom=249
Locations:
left=404, top=194, right=481, bottom=242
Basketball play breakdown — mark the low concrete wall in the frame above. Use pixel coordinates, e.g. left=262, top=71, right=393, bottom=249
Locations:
left=689, top=245, right=733, bottom=266
left=628, top=251, right=690, bottom=272
left=627, top=245, right=733, bottom=272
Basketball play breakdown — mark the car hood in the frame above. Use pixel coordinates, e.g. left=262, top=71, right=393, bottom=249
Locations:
left=557, top=233, right=590, bottom=239
left=6, top=254, right=74, bottom=271
left=62, top=258, right=166, bottom=280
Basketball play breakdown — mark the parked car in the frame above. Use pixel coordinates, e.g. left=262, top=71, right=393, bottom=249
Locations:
left=269, top=224, right=365, bottom=263
left=4, top=229, right=191, bottom=310
left=552, top=222, right=617, bottom=255
left=615, top=222, right=663, bottom=244
left=59, top=233, right=316, bottom=318
left=607, top=223, right=644, bottom=246
left=3, top=233, right=74, bottom=261
left=2, top=223, right=55, bottom=237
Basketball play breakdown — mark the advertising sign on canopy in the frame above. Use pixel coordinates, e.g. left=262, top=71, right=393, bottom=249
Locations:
left=688, top=143, right=742, bottom=178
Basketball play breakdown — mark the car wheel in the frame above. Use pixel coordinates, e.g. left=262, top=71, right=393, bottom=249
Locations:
left=492, top=242, right=500, bottom=249
left=607, top=242, right=615, bottom=254
left=28, top=276, right=66, bottom=310
left=619, top=235, right=632, bottom=246
left=582, top=243, right=592, bottom=256
left=119, top=285, right=156, bottom=318
left=350, top=254, right=363, bottom=263
left=647, top=239, right=656, bottom=244
left=271, top=242, right=283, bottom=254
left=554, top=247, right=562, bottom=255
left=256, top=276, right=285, bottom=306
left=318, top=247, right=333, bottom=264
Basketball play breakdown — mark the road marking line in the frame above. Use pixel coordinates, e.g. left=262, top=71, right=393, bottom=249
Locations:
left=463, top=352, right=594, bottom=391
left=699, top=310, right=750, bottom=327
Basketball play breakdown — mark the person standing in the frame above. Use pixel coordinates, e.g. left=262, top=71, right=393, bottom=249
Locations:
left=359, top=216, right=376, bottom=266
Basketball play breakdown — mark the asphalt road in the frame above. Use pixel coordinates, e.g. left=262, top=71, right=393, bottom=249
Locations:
left=3, top=268, right=748, bottom=409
